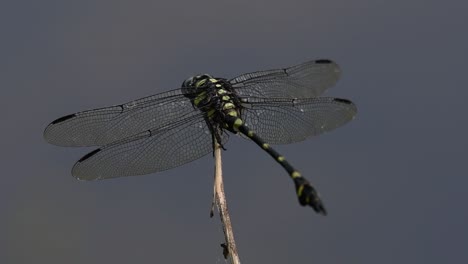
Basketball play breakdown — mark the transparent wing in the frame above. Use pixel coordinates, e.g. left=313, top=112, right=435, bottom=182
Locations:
left=240, top=97, right=357, bottom=145
left=71, top=115, right=221, bottom=180
left=230, top=59, right=341, bottom=99
left=44, top=88, right=197, bottom=147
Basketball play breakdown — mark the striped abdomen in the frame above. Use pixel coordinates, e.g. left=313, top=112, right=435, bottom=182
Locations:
left=224, top=115, right=327, bottom=215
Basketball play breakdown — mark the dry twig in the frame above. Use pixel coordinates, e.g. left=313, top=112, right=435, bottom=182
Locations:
left=211, top=142, right=241, bottom=264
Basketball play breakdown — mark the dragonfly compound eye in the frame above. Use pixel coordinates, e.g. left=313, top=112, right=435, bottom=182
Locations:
left=182, top=76, right=195, bottom=87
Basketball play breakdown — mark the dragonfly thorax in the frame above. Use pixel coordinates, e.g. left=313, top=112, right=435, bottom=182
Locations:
left=182, top=75, right=242, bottom=133
left=182, top=74, right=213, bottom=88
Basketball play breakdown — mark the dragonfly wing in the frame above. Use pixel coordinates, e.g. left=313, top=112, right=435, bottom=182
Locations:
left=240, top=97, right=357, bottom=144
left=44, top=89, right=198, bottom=147
left=72, top=115, right=218, bottom=180
left=230, top=59, right=341, bottom=99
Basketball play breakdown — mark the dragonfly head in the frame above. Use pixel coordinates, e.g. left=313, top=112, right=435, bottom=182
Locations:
left=182, top=74, right=214, bottom=88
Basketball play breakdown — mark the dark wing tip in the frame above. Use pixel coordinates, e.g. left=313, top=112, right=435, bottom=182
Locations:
left=315, top=59, right=333, bottom=64
left=50, top=114, right=76, bottom=124
left=73, top=148, right=103, bottom=181
left=78, top=148, right=101, bottom=162
left=44, top=114, right=77, bottom=144
left=333, top=98, right=358, bottom=118
left=333, top=98, right=353, bottom=104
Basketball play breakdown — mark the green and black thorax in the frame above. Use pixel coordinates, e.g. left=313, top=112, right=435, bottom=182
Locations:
left=182, top=74, right=243, bottom=134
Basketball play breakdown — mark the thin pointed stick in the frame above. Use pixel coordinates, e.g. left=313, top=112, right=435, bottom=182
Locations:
left=212, top=142, right=241, bottom=264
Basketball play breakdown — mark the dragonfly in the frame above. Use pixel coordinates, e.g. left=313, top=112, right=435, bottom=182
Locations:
left=44, top=59, right=357, bottom=215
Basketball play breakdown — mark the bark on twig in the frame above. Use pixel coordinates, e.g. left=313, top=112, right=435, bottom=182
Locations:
left=212, top=142, right=241, bottom=264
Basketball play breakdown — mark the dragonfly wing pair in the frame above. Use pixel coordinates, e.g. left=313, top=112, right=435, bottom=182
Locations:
left=44, top=60, right=356, bottom=212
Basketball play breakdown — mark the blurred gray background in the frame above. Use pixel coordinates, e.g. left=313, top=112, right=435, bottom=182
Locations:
left=1, top=0, right=467, bottom=263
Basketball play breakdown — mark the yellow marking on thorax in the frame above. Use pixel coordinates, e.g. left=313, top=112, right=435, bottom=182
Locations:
left=227, top=110, right=238, bottom=117
left=209, top=78, right=218, bottom=83
left=262, top=143, right=270, bottom=149
left=247, top=130, right=254, bottom=137
left=277, top=156, right=285, bottom=162
left=222, top=95, right=231, bottom=101
left=215, top=84, right=222, bottom=88
left=223, top=103, right=235, bottom=110
left=195, top=79, right=207, bottom=88
left=207, top=109, right=216, bottom=118
left=194, top=91, right=207, bottom=106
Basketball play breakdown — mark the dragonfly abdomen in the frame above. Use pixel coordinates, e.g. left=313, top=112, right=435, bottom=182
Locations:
left=224, top=115, right=327, bottom=215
